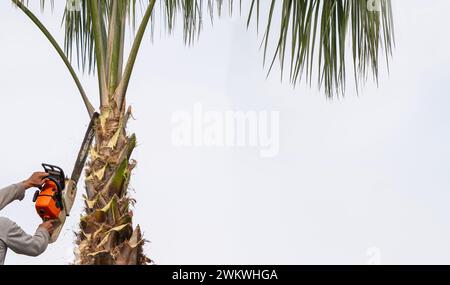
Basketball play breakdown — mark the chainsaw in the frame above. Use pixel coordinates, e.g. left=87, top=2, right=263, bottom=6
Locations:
left=32, top=112, right=99, bottom=243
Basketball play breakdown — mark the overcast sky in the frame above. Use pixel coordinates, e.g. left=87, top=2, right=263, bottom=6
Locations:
left=1, top=0, right=450, bottom=265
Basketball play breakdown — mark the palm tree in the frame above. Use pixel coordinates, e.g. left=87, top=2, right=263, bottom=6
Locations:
left=10, top=0, right=394, bottom=265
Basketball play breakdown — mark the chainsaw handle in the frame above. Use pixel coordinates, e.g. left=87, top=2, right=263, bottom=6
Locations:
left=32, top=190, right=39, bottom=202
left=42, top=163, right=65, bottom=186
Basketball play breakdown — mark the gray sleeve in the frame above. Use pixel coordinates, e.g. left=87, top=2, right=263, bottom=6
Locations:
left=3, top=219, right=50, bottom=257
left=0, top=183, right=27, bottom=211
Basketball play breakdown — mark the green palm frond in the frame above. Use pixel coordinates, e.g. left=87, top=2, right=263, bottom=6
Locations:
left=249, top=0, right=394, bottom=97
left=14, top=0, right=395, bottom=99
left=12, top=0, right=95, bottom=116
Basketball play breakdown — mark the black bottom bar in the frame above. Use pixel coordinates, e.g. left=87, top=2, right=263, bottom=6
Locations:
left=1, top=265, right=449, bottom=283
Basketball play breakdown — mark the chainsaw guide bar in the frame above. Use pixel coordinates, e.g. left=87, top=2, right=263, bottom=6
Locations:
left=33, top=112, right=99, bottom=243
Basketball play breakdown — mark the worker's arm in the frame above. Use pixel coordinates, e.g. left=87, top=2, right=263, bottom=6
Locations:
left=1, top=218, right=51, bottom=257
left=0, top=184, right=27, bottom=211
left=0, top=172, right=49, bottom=211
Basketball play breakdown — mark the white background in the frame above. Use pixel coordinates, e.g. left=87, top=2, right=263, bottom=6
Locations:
left=1, top=0, right=450, bottom=265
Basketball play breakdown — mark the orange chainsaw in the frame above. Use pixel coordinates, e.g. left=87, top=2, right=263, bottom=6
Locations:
left=32, top=164, right=66, bottom=221
left=32, top=112, right=99, bottom=242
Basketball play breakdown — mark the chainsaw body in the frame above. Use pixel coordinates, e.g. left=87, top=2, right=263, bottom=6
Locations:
left=33, top=164, right=79, bottom=243
left=33, top=164, right=65, bottom=220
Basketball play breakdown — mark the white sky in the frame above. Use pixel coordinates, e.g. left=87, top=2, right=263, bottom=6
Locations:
left=1, top=0, right=450, bottom=265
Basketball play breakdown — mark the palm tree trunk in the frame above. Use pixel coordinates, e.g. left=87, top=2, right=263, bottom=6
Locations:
left=75, top=105, right=150, bottom=265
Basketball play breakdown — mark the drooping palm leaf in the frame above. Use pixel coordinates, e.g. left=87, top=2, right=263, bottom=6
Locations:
left=11, top=0, right=95, bottom=116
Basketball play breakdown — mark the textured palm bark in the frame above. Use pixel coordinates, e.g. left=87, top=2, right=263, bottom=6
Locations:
left=75, top=106, right=150, bottom=265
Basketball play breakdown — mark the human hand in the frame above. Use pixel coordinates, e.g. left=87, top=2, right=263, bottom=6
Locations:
left=39, top=220, right=59, bottom=236
left=23, top=172, right=49, bottom=189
